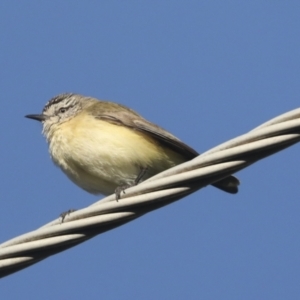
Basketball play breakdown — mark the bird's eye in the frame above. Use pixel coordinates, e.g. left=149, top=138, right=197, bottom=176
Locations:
left=59, top=107, right=67, bottom=113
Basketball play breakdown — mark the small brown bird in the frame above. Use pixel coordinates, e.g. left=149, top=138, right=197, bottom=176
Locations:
left=26, top=93, right=239, bottom=197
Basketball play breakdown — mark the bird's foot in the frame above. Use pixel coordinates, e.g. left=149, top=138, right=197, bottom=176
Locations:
left=115, top=167, right=148, bottom=201
left=60, top=209, right=76, bottom=223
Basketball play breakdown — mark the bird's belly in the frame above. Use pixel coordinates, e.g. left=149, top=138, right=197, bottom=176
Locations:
left=49, top=117, right=186, bottom=195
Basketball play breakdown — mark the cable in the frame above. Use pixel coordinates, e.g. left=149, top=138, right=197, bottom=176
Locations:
left=1, top=108, right=300, bottom=278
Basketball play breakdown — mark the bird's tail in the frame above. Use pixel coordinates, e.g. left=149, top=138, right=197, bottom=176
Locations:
left=212, top=175, right=240, bottom=194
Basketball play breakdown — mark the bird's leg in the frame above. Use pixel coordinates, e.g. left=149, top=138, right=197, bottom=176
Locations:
left=134, top=166, right=148, bottom=185
left=60, top=209, right=76, bottom=223
left=115, top=166, right=148, bottom=201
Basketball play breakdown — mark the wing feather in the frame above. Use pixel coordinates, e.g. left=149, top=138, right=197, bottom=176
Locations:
left=87, top=101, right=239, bottom=194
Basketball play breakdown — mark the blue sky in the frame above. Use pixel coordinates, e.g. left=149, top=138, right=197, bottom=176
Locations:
left=1, top=1, right=300, bottom=299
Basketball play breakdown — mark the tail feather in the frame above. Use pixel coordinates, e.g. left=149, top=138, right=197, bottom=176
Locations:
left=212, top=175, right=240, bottom=194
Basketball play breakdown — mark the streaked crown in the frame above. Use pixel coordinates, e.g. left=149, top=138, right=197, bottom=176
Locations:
left=43, top=93, right=84, bottom=120
left=41, top=93, right=92, bottom=140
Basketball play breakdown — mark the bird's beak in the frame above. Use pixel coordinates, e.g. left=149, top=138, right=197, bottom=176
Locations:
left=25, top=114, right=48, bottom=122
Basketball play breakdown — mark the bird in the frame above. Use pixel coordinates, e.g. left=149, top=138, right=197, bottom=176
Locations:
left=25, top=93, right=239, bottom=198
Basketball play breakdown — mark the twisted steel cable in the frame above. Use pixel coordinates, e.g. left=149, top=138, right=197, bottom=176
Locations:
left=1, top=107, right=300, bottom=278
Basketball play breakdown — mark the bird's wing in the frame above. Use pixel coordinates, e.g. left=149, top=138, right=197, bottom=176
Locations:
left=89, top=102, right=239, bottom=194
left=90, top=103, right=199, bottom=160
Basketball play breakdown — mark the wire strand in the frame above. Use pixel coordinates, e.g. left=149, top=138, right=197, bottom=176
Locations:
left=1, top=108, right=300, bottom=278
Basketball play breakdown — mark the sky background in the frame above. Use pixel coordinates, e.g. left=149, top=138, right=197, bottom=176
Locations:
left=1, top=1, right=300, bottom=299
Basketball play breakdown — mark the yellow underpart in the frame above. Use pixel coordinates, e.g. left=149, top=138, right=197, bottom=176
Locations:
left=48, top=112, right=186, bottom=195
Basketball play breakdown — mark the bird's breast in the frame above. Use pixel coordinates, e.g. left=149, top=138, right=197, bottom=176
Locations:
left=48, top=114, right=185, bottom=195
